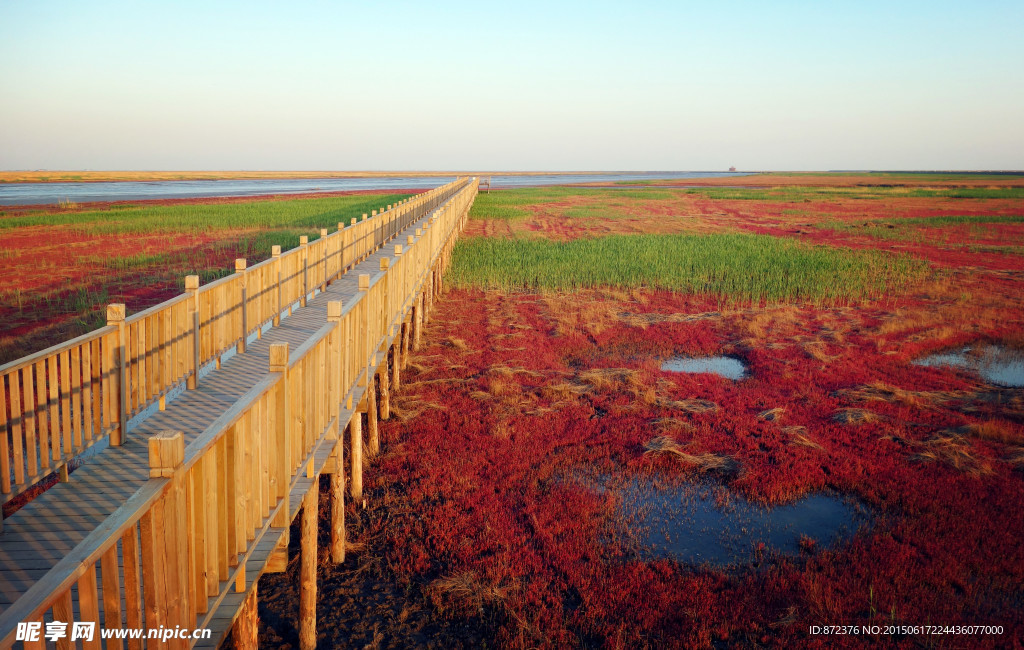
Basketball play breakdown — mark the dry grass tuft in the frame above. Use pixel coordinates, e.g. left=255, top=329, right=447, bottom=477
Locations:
left=911, top=430, right=993, bottom=476
left=541, top=382, right=589, bottom=401
left=759, top=407, right=785, bottom=422
left=661, top=398, right=719, bottom=414
left=832, top=408, right=883, bottom=425
left=802, top=340, right=839, bottom=364
left=643, top=436, right=737, bottom=474
left=578, top=367, right=645, bottom=393
left=390, top=396, right=444, bottom=423
left=444, top=336, right=470, bottom=351
left=1007, top=447, right=1024, bottom=469
left=652, top=417, right=695, bottom=433
left=782, top=425, right=824, bottom=450
left=429, top=571, right=509, bottom=613
left=957, top=421, right=1024, bottom=445
left=834, top=382, right=964, bottom=409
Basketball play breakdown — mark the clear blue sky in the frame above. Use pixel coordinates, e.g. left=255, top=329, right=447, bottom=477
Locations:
left=1, top=1, right=1021, bottom=171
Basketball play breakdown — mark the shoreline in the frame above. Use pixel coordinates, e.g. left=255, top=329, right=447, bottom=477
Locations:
left=0, top=170, right=745, bottom=184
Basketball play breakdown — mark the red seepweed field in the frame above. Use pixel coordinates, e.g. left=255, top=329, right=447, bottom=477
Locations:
left=256, top=173, right=1024, bottom=648
left=3, top=174, right=1023, bottom=648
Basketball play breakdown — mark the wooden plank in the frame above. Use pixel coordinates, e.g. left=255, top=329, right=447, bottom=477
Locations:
left=0, top=378, right=11, bottom=494
left=9, top=370, right=25, bottom=487
left=139, top=505, right=166, bottom=648
left=81, top=339, right=94, bottom=443
left=203, top=451, right=218, bottom=598
left=77, top=563, right=102, bottom=650
left=58, top=350, right=72, bottom=455
left=145, top=314, right=155, bottom=405
left=136, top=318, right=147, bottom=413
left=53, top=589, right=74, bottom=650
left=69, top=345, right=83, bottom=452
left=102, top=332, right=115, bottom=436
left=216, top=436, right=229, bottom=581
left=101, top=535, right=124, bottom=649
left=160, top=482, right=183, bottom=645
left=128, top=322, right=139, bottom=413
left=190, top=464, right=208, bottom=615
left=22, top=364, right=39, bottom=481
left=122, top=524, right=142, bottom=650
left=91, top=338, right=103, bottom=439
left=47, top=355, right=60, bottom=465
left=34, top=361, right=50, bottom=473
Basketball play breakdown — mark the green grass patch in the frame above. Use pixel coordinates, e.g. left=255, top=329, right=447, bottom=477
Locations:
left=904, top=188, right=1024, bottom=200
left=0, top=193, right=411, bottom=234
left=469, top=187, right=678, bottom=220
left=450, top=233, right=926, bottom=303
left=820, top=214, right=1024, bottom=242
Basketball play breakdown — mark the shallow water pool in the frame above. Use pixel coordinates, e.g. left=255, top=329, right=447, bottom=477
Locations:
left=914, top=344, right=1024, bottom=387
left=661, top=356, right=747, bottom=380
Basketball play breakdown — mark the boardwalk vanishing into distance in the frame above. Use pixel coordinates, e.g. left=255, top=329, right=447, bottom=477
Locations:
left=0, top=178, right=479, bottom=649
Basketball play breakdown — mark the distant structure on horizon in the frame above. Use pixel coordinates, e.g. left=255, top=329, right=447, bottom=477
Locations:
left=729, top=166, right=737, bottom=172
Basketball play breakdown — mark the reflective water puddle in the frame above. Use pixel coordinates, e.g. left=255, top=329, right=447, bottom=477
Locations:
left=596, top=476, right=869, bottom=566
left=914, top=344, right=1024, bottom=388
left=661, top=356, right=747, bottom=380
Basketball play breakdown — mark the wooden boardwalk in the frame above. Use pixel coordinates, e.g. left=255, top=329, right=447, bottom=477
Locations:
left=0, top=178, right=478, bottom=648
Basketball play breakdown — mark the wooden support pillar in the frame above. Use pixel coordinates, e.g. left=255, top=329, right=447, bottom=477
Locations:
left=390, top=341, right=401, bottom=393
left=330, top=445, right=345, bottom=564
left=400, top=321, right=410, bottom=371
left=378, top=357, right=390, bottom=421
left=107, top=303, right=127, bottom=445
left=236, top=259, right=247, bottom=354
left=412, top=292, right=423, bottom=351
left=186, top=275, right=201, bottom=389
left=300, top=485, right=317, bottom=650
left=365, top=377, right=379, bottom=457
left=272, top=245, right=282, bottom=327
left=230, top=586, right=258, bottom=650
left=349, top=412, right=363, bottom=500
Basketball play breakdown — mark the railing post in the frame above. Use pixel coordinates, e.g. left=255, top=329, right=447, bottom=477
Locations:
left=337, top=222, right=346, bottom=272
left=143, top=430, right=186, bottom=637
left=185, top=275, right=200, bottom=389
left=236, top=259, right=247, bottom=354
left=299, top=235, right=309, bottom=307
left=106, top=303, right=127, bottom=446
left=272, top=245, right=282, bottom=327
left=320, top=228, right=329, bottom=288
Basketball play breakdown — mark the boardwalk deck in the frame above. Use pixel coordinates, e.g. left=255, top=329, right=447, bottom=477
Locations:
left=0, top=178, right=477, bottom=648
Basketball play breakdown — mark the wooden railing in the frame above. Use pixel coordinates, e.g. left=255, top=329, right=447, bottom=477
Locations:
left=0, top=178, right=469, bottom=510
left=0, top=176, right=477, bottom=648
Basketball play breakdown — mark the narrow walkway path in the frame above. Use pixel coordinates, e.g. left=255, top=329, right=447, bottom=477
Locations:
left=0, top=206, right=435, bottom=615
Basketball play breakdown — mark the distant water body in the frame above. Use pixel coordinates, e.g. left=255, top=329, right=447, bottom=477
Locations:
left=0, top=172, right=748, bottom=206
